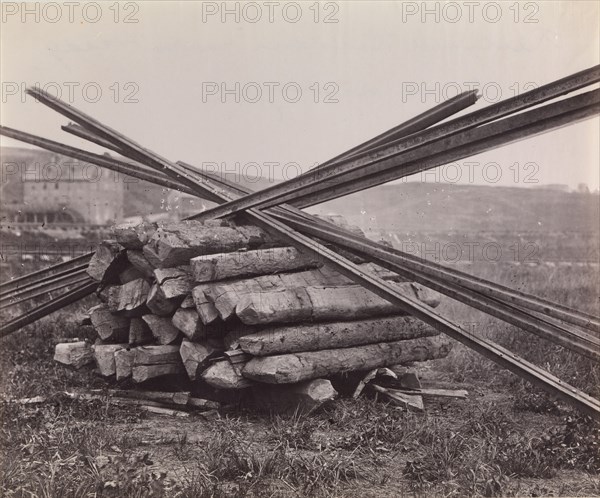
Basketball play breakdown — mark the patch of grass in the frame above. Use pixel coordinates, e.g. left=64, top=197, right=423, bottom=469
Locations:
left=285, top=449, right=362, bottom=496
left=402, top=403, right=600, bottom=495
left=0, top=400, right=141, bottom=496
left=321, top=396, right=432, bottom=456
left=442, top=262, right=600, bottom=400
left=171, top=431, right=196, bottom=462
left=268, top=409, right=323, bottom=450
left=175, top=417, right=362, bottom=496
left=403, top=419, right=546, bottom=495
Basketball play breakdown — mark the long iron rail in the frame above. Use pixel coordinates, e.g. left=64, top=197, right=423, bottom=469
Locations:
left=0, top=280, right=97, bottom=338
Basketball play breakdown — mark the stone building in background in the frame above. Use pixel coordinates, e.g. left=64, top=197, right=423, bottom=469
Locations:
left=1, top=147, right=124, bottom=225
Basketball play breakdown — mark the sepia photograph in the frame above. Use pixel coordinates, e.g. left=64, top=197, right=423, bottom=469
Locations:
left=0, top=1, right=599, bottom=496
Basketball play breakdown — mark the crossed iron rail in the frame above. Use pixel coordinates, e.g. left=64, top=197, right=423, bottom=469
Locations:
left=1, top=65, right=599, bottom=417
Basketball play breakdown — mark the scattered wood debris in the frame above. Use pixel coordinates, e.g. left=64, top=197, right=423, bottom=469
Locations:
left=350, top=367, right=468, bottom=412
left=3, top=389, right=219, bottom=418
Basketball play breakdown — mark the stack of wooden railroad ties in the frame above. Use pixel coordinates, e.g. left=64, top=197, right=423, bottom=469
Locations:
left=1, top=65, right=600, bottom=418
left=55, top=216, right=454, bottom=414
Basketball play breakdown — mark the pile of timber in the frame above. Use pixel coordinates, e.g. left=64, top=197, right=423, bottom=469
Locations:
left=54, top=216, right=452, bottom=412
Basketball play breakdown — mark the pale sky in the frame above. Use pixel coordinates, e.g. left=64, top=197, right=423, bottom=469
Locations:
left=1, top=1, right=599, bottom=190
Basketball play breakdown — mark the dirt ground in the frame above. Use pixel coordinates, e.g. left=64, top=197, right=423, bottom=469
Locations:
left=107, top=377, right=598, bottom=497
left=1, top=259, right=599, bottom=497
left=3, top=358, right=593, bottom=497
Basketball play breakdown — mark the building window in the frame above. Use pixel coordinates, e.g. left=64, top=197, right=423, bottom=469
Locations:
left=55, top=183, right=59, bottom=189
left=43, top=184, right=47, bottom=190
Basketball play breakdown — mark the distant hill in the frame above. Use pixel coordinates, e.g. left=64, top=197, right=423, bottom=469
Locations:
left=308, top=182, right=599, bottom=234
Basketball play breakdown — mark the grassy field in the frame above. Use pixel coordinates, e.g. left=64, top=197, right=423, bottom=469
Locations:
left=1, top=258, right=599, bottom=496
